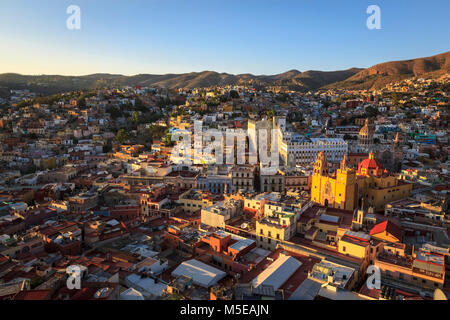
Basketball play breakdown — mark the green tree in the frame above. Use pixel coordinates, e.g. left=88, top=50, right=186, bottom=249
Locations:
left=392, top=92, right=402, bottom=105
left=114, top=129, right=129, bottom=144
left=267, top=108, right=276, bottom=118
left=162, top=133, right=174, bottom=147
left=148, top=125, right=168, bottom=142
left=131, top=111, right=140, bottom=125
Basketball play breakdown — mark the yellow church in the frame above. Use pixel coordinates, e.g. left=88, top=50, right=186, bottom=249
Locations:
left=311, top=152, right=412, bottom=212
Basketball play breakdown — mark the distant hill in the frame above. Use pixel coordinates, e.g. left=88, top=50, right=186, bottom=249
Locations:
left=0, top=69, right=362, bottom=95
left=0, top=51, right=448, bottom=94
left=324, top=51, right=450, bottom=90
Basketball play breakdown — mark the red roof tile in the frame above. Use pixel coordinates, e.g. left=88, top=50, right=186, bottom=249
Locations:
left=370, top=220, right=402, bottom=240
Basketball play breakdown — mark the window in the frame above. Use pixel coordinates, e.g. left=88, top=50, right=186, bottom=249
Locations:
left=342, top=246, right=346, bottom=252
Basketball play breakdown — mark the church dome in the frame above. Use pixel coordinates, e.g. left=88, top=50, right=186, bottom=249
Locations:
left=358, top=153, right=383, bottom=175
left=359, top=119, right=371, bottom=136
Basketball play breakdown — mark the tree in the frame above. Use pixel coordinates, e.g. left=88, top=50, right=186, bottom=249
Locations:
left=365, top=106, right=379, bottom=118
left=229, top=90, right=239, bottom=99
left=392, top=92, right=402, bottom=105
left=292, top=112, right=303, bottom=122
left=134, top=98, right=147, bottom=112
left=140, top=112, right=163, bottom=123
left=162, top=133, right=174, bottom=147
left=275, top=93, right=289, bottom=103
left=26, top=133, right=38, bottom=140
left=114, top=129, right=129, bottom=144
left=78, top=98, right=86, bottom=108
left=103, top=144, right=112, bottom=153
left=322, top=100, right=331, bottom=108
left=343, top=134, right=352, bottom=141
left=131, top=111, right=140, bottom=125
left=148, top=125, right=167, bottom=141
left=106, top=106, right=123, bottom=119
left=267, top=108, right=276, bottom=118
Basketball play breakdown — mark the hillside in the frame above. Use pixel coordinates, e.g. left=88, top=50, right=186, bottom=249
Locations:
left=0, top=51, right=448, bottom=94
left=323, top=51, right=450, bottom=90
left=0, top=69, right=362, bottom=95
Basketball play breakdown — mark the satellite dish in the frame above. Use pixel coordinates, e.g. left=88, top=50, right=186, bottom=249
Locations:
left=433, top=289, right=447, bottom=300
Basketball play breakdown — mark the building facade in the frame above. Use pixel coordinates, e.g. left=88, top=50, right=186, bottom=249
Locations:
left=311, top=152, right=412, bottom=212
left=279, top=134, right=348, bottom=167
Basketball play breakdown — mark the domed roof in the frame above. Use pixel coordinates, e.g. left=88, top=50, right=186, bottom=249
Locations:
left=359, top=158, right=381, bottom=169
left=359, top=119, right=371, bottom=136
left=358, top=153, right=383, bottom=173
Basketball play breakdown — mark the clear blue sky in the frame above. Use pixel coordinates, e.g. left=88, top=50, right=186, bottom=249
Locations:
left=0, top=0, right=449, bottom=75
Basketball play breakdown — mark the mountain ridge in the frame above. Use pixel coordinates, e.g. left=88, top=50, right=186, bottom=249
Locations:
left=324, top=51, right=450, bottom=90
left=0, top=51, right=448, bottom=95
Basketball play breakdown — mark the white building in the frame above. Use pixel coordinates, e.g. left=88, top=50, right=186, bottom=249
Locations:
left=171, top=259, right=226, bottom=288
left=251, top=253, right=302, bottom=290
left=201, top=199, right=241, bottom=228
left=279, top=131, right=348, bottom=166
left=125, top=274, right=168, bottom=299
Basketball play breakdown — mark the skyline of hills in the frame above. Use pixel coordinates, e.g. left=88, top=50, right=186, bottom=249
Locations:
left=324, top=51, right=450, bottom=90
left=0, top=51, right=448, bottom=96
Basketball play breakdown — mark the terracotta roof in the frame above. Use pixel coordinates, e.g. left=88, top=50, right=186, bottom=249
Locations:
left=0, top=254, right=9, bottom=264
left=358, top=158, right=383, bottom=172
left=369, top=220, right=402, bottom=240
